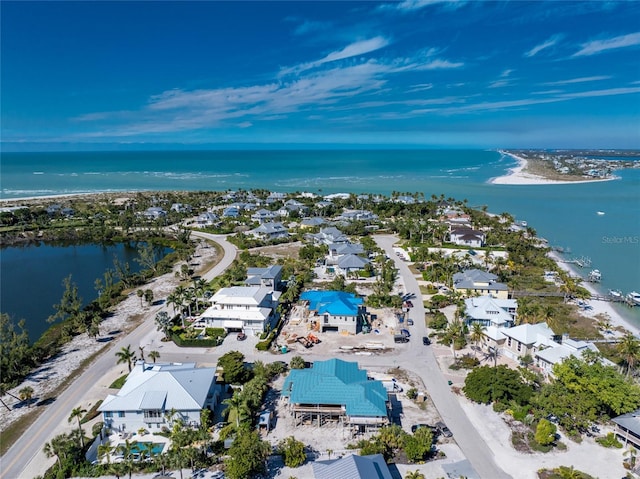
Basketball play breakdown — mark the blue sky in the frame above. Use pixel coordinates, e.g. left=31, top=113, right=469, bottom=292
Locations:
left=2, top=1, right=639, bottom=150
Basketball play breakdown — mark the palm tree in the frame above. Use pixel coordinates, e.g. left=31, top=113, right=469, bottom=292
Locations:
left=405, top=471, right=426, bottom=479
left=115, top=345, right=136, bottom=372
left=136, top=289, right=144, bottom=307
left=166, top=292, right=180, bottom=316
left=469, top=322, right=485, bottom=356
left=98, top=442, right=114, bottom=464
left=617, top=333, right=640, bottom=377
left=68, top=405, right=87, bottom=448
left=43, top=434, right=67, bottom=472
left=18, top=386, right=34, bottom=407
left=148, top=350, right=160, bottom=363
left=222, top=394, right=249, bottom=428
left=138, top=345, right=145, bottom=361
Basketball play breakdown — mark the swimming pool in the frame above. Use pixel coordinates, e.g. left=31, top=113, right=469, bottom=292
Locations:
left=117, top=441, right=166, bottom=456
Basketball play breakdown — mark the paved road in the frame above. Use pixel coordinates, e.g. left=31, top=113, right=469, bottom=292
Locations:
left=0, top=233, right=236, bottom=479
left=373, top=235, right=511, bottom=479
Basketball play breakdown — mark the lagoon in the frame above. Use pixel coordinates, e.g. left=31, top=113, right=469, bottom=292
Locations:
left=0, top=242, right=163, bottom=343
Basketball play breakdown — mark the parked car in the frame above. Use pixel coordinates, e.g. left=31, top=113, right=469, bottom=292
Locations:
left=435, top=421, right=452, bottom=437
left=394, top=334, right=409, bottom=343
left=422, top=336, right=431, bottom=345
left=400, top=328, right=411, bottom=337
left=236, top=332, right=247, bottom=341
left=407, top=318, right=414, bottom=326
left=405, top=300, right=414, bottom=308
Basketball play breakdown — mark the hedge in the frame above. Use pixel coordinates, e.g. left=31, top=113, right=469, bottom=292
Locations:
left=171, top=333, right=223, bottom=348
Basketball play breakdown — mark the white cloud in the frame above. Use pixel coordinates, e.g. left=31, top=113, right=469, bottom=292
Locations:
left=573, top=32, right=640, bottom=57
left=544, top=75, right=611, bottom=86
left=559, top=86, right=640, bottom=99
left=293, top=20, right=332, bottom=35
left=280, top=37, right=390, bottom=76
left=416, top=59, right=464, bottom=70
left=393, top=0, right=466, bottom=11
left=525, top=35, right=562, bottom=57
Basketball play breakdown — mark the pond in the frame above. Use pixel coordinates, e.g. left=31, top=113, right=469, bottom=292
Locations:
left=0, top=242, right=171, bottom=343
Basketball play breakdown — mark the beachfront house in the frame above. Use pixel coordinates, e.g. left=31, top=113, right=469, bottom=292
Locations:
left=312, top=454, right=393, bottom=479
left=499, top=322, right=557, bottom=361
left=463, top=295, right=517, bottom=328
left=99, top=361, right=220, bottom=433
left=300, top=290, right=364, bottom=334
left=338, top=209, right=378, bottom=222
left=195, top=286, right=280, bottom=334
left=453, top=269, right=509, bottom=299
left=534, top=336, right=611, bottom=376
left=613, top=409, right=640, bottom=450
left=281, top=359, right=390, bottom=432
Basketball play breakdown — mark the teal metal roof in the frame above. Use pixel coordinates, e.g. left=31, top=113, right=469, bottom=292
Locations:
left=300, top=290, right=363, bottom=317
left=282, top=359, right=387, bottom=418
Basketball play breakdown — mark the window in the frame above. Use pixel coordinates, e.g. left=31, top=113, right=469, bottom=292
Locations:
left=507, top=337, right=512, bottom=347
left=118, top=411, right=125, bottom=418
left=517, top=342, right=521, bottom=352
left=104, top=412, right=113, bottom=418
left=144, top=410, right=162, bottom=419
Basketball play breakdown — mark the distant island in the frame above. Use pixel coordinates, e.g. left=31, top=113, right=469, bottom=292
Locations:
left=492, top=149, right=640, bottom=185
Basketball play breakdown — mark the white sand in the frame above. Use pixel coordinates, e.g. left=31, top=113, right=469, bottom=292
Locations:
left=490, top=151, right=617, bottom=186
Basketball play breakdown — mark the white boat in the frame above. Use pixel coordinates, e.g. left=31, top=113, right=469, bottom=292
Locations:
left=587, top=269, right=602, bottom=282
left=627, top=292, right=640, bottom=306
left=609, top=289, right=623, bottom=300
left=597, top=211, right=605, bottom=215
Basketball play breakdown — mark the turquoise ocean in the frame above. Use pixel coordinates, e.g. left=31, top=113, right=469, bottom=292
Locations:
left=2, top=149, right=639, bottom=325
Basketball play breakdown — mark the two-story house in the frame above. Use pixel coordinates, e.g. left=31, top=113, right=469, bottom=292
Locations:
left=453, top=269, right=509, bottom=299
left=300, top=290, right=364, bottom=334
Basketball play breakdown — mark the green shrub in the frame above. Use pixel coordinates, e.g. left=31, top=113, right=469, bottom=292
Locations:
left=596, top=432, right=623, bottom=448
left=406, top=388, right=418, bottom=400
left=429, top=312, right=448, bottom=330
left=109, top=374, right=128, bottom=389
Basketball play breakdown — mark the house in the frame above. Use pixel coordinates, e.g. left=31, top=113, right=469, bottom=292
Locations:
left=99, top=361, right=221, bottom=433
left=312, top=454, right=392, bottom=479
left=170, top=203, right=192, bottom=213
left=463, top=295, right=517, bottom=328
left=222, top=206, right=240, bottom=218
left=300, top=290, right=364, bottom=334
left=453, top=269, right=509, bottom=299
left=194, top=212, right=219, bottom=228
left=534, top=336, right=611, bottom=376
left=327, top=242, right=365, bottom=260
left=195, top=286, right=280, bottom=334
left=613, top=409, right=640, bottom=449
left=311, top=227, right=349, bottom=246
left=336, top=254, right=371, bottom=277
left=142, top=207, right=167, bottom=220
left=247, top=222, right=289, bottom=240
left=300, top=217, right=326, bottom=229
left=281, top=359, right=390, bottom=432
left=266, top=192, right=286, bottom=204
left=245, top=265, right=283, bottom=290
left=251, top=208, right=277, bottom=224
left=450, top=228, right=486, bottom=247
left=338, top=209, right=378, bottom=222
left=499, top=322, right=557, bottom=361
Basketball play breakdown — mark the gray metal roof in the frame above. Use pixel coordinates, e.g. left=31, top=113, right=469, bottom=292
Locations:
left=312, top=454, right=392, bottom=479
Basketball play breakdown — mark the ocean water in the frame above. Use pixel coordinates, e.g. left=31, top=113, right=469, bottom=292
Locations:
left=1, top=149, right=639, bottom=324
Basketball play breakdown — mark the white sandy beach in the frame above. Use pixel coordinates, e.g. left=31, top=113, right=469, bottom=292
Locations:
left=490, top=151, right=618, bottom=186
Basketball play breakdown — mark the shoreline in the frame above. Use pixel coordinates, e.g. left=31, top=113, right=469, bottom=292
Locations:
left=548, top=250, right=640, bottom=336
left=490, top=151, right=619, bottom=185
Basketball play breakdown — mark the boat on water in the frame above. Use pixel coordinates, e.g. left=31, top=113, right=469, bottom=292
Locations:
left=609, top=289, right=623, bottom=300
left=587, top=269, right=602, bottom=282
left=627, top=292, right=640, bottom=307
left=597, top=211, right=605, bottom=215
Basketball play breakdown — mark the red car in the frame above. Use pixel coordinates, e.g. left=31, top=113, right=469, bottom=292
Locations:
left=236, top=332, right=247, bottom=341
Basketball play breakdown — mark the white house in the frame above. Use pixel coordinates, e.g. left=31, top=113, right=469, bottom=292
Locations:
left=453, top=269, right=509, bottom=299
left=194, top=212, right=219, bottom=228
left=99, top=362, right=220, bottom=433
left=195, top=286, right=280, bottom=334
left=251, top=208, right=277, bottom=224
left=464, top=295, right=517, bottom=328
left=450, top=228, right=485, bottom=247
left=535, top=337, right=611, bottom=376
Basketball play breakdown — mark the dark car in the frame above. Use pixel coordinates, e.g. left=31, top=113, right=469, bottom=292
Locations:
left=405, top=300, right=414, bottom=308
left=422, top=336, right=431, bottom=345
left=236, top=332, right=247, bottom=341
left=400, top=328, right=411, bottom=337
left=407, top=318, right=414, bottom=326
left=436, top=421, right=452, bottom=437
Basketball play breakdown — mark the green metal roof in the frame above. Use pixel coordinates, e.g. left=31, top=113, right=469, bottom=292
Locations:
left=281, top=359, right=388, bottom=418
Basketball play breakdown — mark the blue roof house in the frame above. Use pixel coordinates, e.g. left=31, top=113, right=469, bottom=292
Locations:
left=282, top=359, right=390, bottom=432
left=300, top=290, right=364, bottom=334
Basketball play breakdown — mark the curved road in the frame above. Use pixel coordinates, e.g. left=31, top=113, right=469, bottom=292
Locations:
left=0, top=233, right=236, bottom=479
